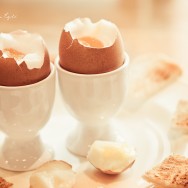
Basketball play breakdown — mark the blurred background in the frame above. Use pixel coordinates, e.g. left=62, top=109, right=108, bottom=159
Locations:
left=1, top=0, right=188, bottom=79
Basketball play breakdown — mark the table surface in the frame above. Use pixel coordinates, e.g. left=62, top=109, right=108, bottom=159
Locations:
left=0, top=1, right=188, bottom=187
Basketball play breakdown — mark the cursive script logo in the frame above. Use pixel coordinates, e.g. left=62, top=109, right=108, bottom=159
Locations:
left=0, top=12, right=16, bottom=21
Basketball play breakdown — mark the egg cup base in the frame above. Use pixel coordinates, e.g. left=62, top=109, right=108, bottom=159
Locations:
left=0, top=135, right=54, bottom=172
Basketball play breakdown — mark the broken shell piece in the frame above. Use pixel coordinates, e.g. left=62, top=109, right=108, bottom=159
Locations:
left=30, top=160, right=76, bottom=188
left=87, top=140, right=136, bottom=175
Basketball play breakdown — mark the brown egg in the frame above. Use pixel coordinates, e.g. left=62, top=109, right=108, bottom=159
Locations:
left=59, top=18, right=125, bottom=74
left=0, top=30, right=51, bottom=86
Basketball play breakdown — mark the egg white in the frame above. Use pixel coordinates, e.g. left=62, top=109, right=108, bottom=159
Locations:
left=0, top=30, right=44, bottom=69
left=64, top=18, right=124, bottom=48
left=87, top=140, right=136, bottom=173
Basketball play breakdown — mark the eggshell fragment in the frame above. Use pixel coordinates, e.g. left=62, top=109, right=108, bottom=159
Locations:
left=59, top=18, right=125, bottom=74
left=0, top=31, right=51, bottom=86
left=87, top=140, right=136, bottom=175
left=30, top=160, right=76, bottom=188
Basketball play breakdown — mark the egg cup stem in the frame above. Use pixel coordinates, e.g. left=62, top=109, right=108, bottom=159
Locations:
left=0, top=135, right=53, bottom=171
left=66, top=122, right=117, bottom=157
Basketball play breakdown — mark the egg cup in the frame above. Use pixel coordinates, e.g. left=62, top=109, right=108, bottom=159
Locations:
left=56, top=53, right=129, bottom=156
left=0, top=63, right=56, bottom=171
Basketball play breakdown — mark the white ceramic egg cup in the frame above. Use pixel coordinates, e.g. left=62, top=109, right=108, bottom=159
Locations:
left=56, top=54, right=129, bottom=157
left=0, top=64, right=56, bottom=171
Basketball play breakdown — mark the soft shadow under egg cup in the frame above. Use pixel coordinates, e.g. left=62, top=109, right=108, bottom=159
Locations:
left=56, top=53, right=129, bottom=157
left=0, top=63, right=56, bottom=171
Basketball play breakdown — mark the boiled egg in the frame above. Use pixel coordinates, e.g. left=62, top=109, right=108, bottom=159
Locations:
left=59, top=18, right=125, bottom=74
left=0, top=30, right=50, bottom=86
left=87, top=140, right=136, bottom=175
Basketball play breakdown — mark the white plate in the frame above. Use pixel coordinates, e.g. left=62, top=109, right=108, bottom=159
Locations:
left=40, top=112, right=170, bottom=188
left=2, top=80, right=188, bottom=188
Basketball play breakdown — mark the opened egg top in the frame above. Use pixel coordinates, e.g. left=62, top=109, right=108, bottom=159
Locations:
left=0, top=30, right=51, bottom=86
left=59, top=18, right=125, bottom=74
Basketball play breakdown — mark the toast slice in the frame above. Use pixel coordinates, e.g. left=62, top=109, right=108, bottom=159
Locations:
left=143, top=155, right=188, bottom=188
left=126, top=54, right=182, bottom=111
left=172, top=100, right=188, bottom=131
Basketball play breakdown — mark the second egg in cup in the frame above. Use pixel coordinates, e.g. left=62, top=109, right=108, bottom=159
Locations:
left=56, top=18, right=129, bottom=157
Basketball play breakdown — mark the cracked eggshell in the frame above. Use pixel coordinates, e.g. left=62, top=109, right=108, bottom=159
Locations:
left=0, top=30, right=51, bottom=86
left=30, top=160, right=76, bottom=188
left=87, top=140, right=136, bottom=175
left=59, top=18, right=125, bottom=74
